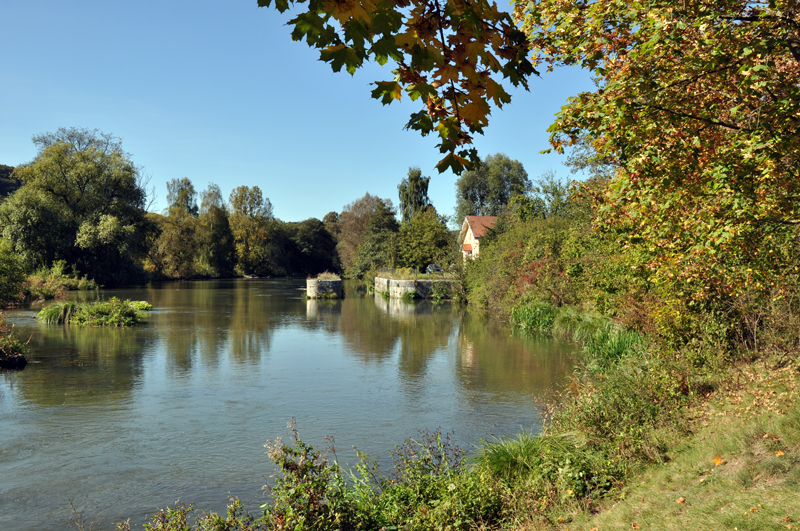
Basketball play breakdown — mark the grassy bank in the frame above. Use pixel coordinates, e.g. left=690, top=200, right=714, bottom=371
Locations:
left=37, top=298, right=151, bottom=327
left=113, top=303, right=798, bottom=531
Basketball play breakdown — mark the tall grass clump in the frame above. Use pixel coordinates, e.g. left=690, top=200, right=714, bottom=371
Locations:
left=584, top=325, right=647, bottom=373
left=477, top=432, right=621, bottom=503
left=37, top=298, right=150, bottom=327
left=511, top=301, right=613, bottom=342
left=36, top=301, right=79, bottom=324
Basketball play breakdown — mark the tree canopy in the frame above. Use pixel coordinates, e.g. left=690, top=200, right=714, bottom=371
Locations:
left=398, top=167, right=431, bottom=224
left=258, top=0, right=535, bottom=173
left=455, top=152, right=529, bottom=220
left=0, top=128, right=150, bottom=286
left=515, top=0, right=800, bottom=299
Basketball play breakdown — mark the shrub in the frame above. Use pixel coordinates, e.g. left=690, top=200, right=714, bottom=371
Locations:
left=23, top=260, right=99, bottom=300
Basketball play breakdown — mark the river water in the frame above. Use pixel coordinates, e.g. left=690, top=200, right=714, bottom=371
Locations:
left=0, top=279, right=577, bottom=530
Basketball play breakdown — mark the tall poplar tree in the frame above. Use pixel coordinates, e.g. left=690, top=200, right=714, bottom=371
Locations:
left=398, top=167, right=431, bottom=224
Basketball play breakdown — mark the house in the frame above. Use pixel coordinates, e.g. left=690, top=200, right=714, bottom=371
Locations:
left=459, top=215, right=497, bottom=260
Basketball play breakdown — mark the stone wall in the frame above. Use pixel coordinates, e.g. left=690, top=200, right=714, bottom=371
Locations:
left=374, top=277, right=452, bottom=299
left=306, top=279, right=343, bottom=299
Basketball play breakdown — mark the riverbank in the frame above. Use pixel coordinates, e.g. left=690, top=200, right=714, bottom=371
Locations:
left=119, top=297, right=798, bottom=530
left=565, top=353, right=799, bottom=531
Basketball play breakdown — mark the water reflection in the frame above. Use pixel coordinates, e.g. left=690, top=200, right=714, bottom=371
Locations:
left=0, top=280, right=577, bottom=531
left=17, top=322, right=149, bottom=407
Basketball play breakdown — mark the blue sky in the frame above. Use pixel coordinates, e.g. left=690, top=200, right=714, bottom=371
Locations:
left=0, top=0, right=594, bottom=223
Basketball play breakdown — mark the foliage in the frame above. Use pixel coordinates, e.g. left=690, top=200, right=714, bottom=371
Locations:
left=0, top=312, right=29, bottom=369
left=0, top=164, right=21, bottom=198
left=477, top=432, right=621, bottom=503
left=397, top=167, right=431, bottom=224
left=518, top=0, right=800, bottom=304
left=465, top=178, right=653, bottom=321
left=0, top=238, right=25, bottom=307
left=258, top=0, right=535, bottom=173
left=0, top=127, right=150, bottom=286
left=196, top=183, right=236, bottom=278
left=315, top=271, right=341, bottom=280
left=262, top=421, right=357, bottom=530
left=21, top=260, right=98, bottom=301
left=37, top=297, right=148, bottom=327
left=333, top=193, right=385, bottom=272
left=128, top=300, right=152, bottom=311
left=229, top=185, right=276, bottom=276
left=347, top=198, right=399, bottom=278
left=116, top=500, right=266, bottom=531
left=454, top=152, right=530, bottom=220
left=167, top=177, right=199, bottom=217
left=397, top=207, right=454, bottom=270
left=290, top=218, right=340, bottom=276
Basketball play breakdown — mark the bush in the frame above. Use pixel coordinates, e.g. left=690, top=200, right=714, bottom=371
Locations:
left=23, top=260, right=99, bottom=300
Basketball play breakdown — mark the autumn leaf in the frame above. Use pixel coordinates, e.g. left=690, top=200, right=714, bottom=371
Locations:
left=631, top=523, right=641, bottom=529
left=713, top=456, right=725, bottom=466
left=676, top=497, right=686, bottom=503
left=371, top=81, right=402, bottom=105
left=776, top=450, right=785, bottom=456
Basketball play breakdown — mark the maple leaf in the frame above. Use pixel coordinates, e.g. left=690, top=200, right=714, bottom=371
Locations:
left=713, top=456, right=725, bottom=466
left=371, top=81, right=402, bottom=104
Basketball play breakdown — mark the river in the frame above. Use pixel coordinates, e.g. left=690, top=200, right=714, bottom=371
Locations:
left=0, top=279, right=577, bottom=530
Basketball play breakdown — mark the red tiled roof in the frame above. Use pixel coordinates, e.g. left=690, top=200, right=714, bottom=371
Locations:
left=462, top=243, right=473, bottom=251
left=465, top=216, right=497, bottom=239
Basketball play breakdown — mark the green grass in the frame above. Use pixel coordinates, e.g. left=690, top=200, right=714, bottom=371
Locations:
left=37, top=297, right=150, bottom=327
left=565, top=360, right=800, bottom=531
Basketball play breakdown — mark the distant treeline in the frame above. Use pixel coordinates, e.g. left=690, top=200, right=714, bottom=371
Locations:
left=0, top=128, right=473, bottom=293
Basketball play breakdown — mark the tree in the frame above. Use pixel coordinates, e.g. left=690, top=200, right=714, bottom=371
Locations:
left=322, top=211, right=340, bottom=238
left=398, top=207, right=453, bottom=269
left=150, top=177, right=202, bottom=279
left=196, top=183, right=236, bottom=277
left=228, top=185, right=274, bottom=275
left=517, top=0, right=800, bottom=300
left=0, top=128, right=149, bottom=285
left=335, top=193, right=386, bottom=272
left=454, top=153, right=529, bottom=220
left=349, top=199, right=400, bottom=278
left=166, top=177, right=199, bottom=218
left=0, top=239, right=25, bottom=307
left=258, top=0, right=535, bottom=173
left=398, top=167, right=432, bottom=224
left=290, top=218, right=339, bottom=275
